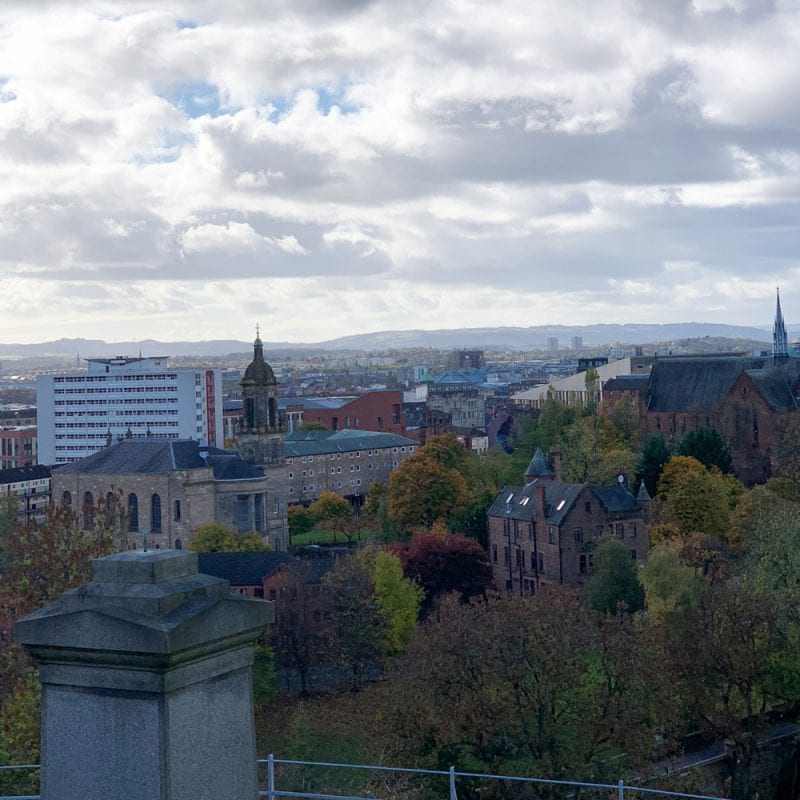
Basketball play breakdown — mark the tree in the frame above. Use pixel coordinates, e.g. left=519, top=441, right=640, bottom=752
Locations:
left=677, top=428, right=733, bottom=474
left=416, top=434, right=469, bottom=472
left=634, top=435, right=671, bottom=497
left=392, top=528, right=491, bottom=611
left=0, top=504, right=117, bottom=619
left=324, top=555, right=386, bottom=691
left=252, top=645, right=278, bottom=705
left=586, top=536, right=644, bottom=615
left=560, top=416, right=636, bottom=484
left=187, top=522, right=267, bottom=552
left=0, top=495, right=17, bottom=571
left=0, top=671, right=40, bottom=797
left=288, top=504, right=315, bottom=539
left=309, top=491, right=356, bottom=543
left=387, top=455, right=469, bottom=531
left=771, top=414, right=800, bottom=484
left=640, top=541, right=703, bottom=621
left=298, top=421, right=328, bottom=431
left=372, top=550, right=423, bottom=655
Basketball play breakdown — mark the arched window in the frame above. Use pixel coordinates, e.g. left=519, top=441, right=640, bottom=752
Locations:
left=151, top=494, right=162, bottom=533
left=61, top=491, right=72, bottom=507
left=128, top=493, right=139, bottom=532
left=174, top=538, right=183, bottom=550
left=82, top=491, right=94, bottom=530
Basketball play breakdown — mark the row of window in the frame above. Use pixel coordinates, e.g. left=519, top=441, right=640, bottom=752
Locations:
left=63, top=491, right=181, bottom=533
left=54, top=374, right=178, bottom=383
left=288, top=446, right=415, bottom=465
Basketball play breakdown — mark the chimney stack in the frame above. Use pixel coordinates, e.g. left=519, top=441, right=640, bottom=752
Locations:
left=548, top=446, right=562, bottom=481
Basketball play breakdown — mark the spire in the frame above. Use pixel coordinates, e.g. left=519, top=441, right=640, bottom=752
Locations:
left=637, top=480, right=651, bottom=504
left=524, top=448, right=554, bottom=484
left=255, top=323, right=262, bottom=348
left=773, top=287, right=789, bottom=362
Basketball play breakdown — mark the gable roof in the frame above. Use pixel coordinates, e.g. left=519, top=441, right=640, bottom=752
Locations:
left=285, top=428, right=418, bottom=457
left=489, top=481, right=641, bottom=526
left=744, top=368, right=799, bottom=411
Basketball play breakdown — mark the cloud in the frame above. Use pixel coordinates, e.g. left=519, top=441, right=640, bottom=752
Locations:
left=0, top=0, right=798, bottom=343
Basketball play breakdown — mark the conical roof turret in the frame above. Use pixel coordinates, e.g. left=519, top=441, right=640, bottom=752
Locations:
left=524, top=448, right=554, bottom=483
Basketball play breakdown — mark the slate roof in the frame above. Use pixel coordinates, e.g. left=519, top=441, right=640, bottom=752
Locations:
left=198, top=552, right=293, bottom=586
left=524, top=448, right=553, bottom=478
left=55, top=439, right=263, bottom=481
left=646, top=357, right=758, bottom=413
left=0, top=464, right=51, bottom=485
left=285, top=429, right=418, bottom=457
left=745, top=368, right=799, bottom=411
left=645, top=356, right=800, bottom=413
left=488, top=480, right=641, bottom=526
left=603, top=374, right=650, bottom=392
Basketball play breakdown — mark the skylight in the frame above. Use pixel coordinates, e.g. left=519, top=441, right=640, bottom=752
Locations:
left=556, top=499, right=566, bottom=511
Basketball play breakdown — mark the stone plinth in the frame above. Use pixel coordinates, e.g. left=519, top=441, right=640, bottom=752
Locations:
left=15, top=549, right=272, bottom=800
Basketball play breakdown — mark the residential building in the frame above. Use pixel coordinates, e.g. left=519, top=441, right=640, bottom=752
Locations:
left=292, top=390, right=407, bottom=435
left=487, top=449, right=650, bottom=593
left=285, top=429, right=419, bottom=506
left=52, top=438, right=286, bottom=550
left=448, top=349, right=486, bottom=370
left=37, top=356, right=223, bottom=465
left=547, top=337, right=559, bottom=356
left=571, top=336, right=583, bottom=350
left=0, top=426, right=36, bottom=468
left=0, top=464, right=51, bottom=524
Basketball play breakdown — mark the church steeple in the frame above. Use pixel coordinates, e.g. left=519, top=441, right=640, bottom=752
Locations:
left=773, top=287, right=789, bottom=363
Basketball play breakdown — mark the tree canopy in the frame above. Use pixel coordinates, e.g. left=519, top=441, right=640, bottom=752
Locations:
left=187, top=522, right=268, bottom=553
left=677, top=428, right=733, bottom=474
left=586, top=535, right=645, bottom=615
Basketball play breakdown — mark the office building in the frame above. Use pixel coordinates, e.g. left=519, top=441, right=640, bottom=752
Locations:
left=37, top=356, right=223, bottom=465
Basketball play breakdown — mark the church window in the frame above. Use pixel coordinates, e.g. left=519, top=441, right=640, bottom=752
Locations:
left=128, top=494, right=139, bottom=532
left=174, top=499, right=181, bottom=521
left=254, top=494, right=264, bottom=532
left=83, top=491, right=94, bottom=530
left=61, top=491, right=72, bottom=507
left=237, top=495, right=250, bottom=532
left=753, top=413, right=759, bottom=445
left=151, top=494, right=162, bottom=533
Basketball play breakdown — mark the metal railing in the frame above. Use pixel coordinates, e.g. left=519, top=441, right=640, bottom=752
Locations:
left=257, top=756, right=733, bottom=800
left=0, top=757, right=733, bottom=800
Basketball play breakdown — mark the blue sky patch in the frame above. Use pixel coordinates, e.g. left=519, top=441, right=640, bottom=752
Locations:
left=162, top=81, right=224, bottom=118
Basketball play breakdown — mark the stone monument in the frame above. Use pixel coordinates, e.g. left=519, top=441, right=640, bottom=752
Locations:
left=15, top=549, right=272, bottom=800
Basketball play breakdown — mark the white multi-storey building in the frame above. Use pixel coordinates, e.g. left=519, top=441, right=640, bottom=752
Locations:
left=37, top=356, right=223, bottom=465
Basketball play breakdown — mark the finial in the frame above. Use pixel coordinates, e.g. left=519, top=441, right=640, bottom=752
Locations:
left=256, top=323, right=260, bottom=338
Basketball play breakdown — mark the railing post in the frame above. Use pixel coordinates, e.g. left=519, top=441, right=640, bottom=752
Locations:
left=617, top=779, right=624, bottom=800
left=449, top=766, right=457, bottom=800
left=268, top=753, right=276, bottom=800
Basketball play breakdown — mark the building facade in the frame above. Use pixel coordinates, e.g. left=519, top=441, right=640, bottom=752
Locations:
left=51, top=439, right=286, bottom=550
left=285, top=429, right=419, bottom=506
left=487, top=449, right=650, bottom=593
left=0, top=426, right=37, bottom=469
left=0, top=464, right=51, bottom=524
left=37, top=356, right=223, bottom=465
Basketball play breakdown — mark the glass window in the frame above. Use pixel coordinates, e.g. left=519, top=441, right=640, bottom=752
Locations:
left=151, top=494, right=162, bottom=533
left=128, top=494, right=139, bottom=532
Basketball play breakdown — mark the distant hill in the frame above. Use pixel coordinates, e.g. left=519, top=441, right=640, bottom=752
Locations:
left=0, top=323, right=780, bottom=358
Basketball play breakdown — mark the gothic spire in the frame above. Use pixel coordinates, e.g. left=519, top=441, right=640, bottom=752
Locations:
left=773, top=287, right=789, bottom=362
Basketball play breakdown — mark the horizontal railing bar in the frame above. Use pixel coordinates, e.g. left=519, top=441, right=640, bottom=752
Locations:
left=262, top=758, right=732, bottom=800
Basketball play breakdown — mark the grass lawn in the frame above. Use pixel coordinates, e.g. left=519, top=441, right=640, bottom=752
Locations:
left=290, top=528, right=371, bottom=547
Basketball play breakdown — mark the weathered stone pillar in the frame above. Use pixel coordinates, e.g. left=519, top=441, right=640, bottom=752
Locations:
left=15, top=549, right=272, bottom=800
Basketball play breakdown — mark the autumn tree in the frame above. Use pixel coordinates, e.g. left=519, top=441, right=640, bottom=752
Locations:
left=586, top=535, right=645, bottom=615
left=0, top=503, right=117, bottom=619
left=387, top=455, right=469, bottom=531
left=416, top=434, right=470, bottom=472
left=392, top=527, right=491, bottom=611
left=188, top=522, right=268, bottom=553
left=391, top=590, right=669, bottom=785
left=772, top=414, right=800, bottom=484
left=677, top=427, right=733, bottom=474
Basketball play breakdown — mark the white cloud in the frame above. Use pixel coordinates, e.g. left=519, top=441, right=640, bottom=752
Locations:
left=0, top=0, right=798, bottom=342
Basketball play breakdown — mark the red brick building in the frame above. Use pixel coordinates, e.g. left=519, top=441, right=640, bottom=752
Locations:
left=604, top=355, right=800, bottom=486
left=0, top=426, right=37, bottom=469
left=301, top=391, right=407, bottom=435
left=487, top=449, right=650, bottom=594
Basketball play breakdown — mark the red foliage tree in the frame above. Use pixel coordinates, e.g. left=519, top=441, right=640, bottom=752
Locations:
left=392, top=529, right=491, bottom=610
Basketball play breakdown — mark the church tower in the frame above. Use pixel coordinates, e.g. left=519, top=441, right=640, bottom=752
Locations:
left=773, top=287, right=789, bottom=363
left=237, top=329, right=288, bottom=549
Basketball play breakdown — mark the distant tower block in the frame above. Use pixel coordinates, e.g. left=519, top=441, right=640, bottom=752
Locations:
left=547, top=337, right=559, bottom=357
left=571, top=336, right=583, bottom=350
left=773, top=287, right=789, bottom=363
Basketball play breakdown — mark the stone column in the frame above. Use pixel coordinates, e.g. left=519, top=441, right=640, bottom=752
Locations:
left=15, top=549, right=272, bottom=800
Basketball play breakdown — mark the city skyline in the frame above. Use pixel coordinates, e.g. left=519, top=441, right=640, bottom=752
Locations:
left=0, top=1, right=798, bottom=344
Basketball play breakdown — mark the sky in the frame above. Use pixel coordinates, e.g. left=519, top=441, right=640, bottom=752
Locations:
left=0, top=0, right=798, bottom=344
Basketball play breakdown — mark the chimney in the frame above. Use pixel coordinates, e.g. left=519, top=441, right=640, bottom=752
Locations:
left=549, top=446, right=562, bottom=481
left=536, top=483, right=547, bottom=520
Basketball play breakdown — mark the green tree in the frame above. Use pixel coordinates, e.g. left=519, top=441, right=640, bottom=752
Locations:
left=634, top=435, right=671, bottom=497
left=771, top=414, right=800, bottom=484
left=0, top=494, right=17, bottom=570
left=372, top=550, right=423, bottom=655
left=640, top=542, right=703, bottom=621
left=387, top=455, right=469, bottom=531
left=288, top=504, right=315, bottom=539
left=252, top=645, right=278, bottom=706
left=310, top=491, right=357, bottom=544
left=298, top=421, right=328, bottom=431
left=584, top=367, right=600, bottom=413
left=0, top=671, right=40, bottom=797
left=324, top=555, right=387, bottom=691
left=417, top=434, right=470, bottom=472
left=586, top=536, right=645, bottom=615
left=677, top=428, right=733, bottom=474
left=560, top=416, right=636, bottom=484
